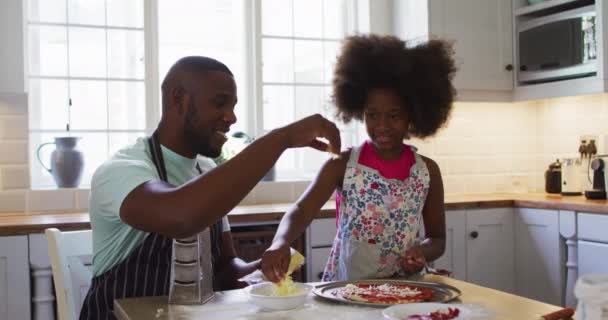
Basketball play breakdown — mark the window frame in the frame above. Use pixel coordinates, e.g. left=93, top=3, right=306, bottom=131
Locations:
left=26, top=0, right=153, bottom=188
left=27, top=0, right=369, bottom=188
left=250, top=0, right=363, bottom=180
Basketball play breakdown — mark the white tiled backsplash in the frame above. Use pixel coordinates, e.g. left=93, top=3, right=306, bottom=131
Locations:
left=2, top=91, right=608, bottom=213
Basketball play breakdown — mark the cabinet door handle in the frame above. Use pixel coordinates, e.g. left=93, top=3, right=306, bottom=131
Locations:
left=470, top=231, right=479, bottom=239
left=505, top=64, right=513, bottom=71
left=317, top=272, right=324, bottom=280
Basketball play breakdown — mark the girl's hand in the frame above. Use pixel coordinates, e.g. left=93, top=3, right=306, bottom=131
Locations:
left=401, top=246, right=426, bottom=274
left=260, top=244, right=291, bottom=283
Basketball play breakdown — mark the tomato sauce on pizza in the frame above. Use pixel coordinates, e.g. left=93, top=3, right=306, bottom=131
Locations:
left=334, top=283, right=434, bottom=304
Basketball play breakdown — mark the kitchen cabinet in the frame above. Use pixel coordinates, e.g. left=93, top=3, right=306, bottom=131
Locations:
left=309, top=247, right=332, bottom=282
left=0, top=236, right=30, bottom=320
left=466, top=208, right=515, bottom=293
left=306, top=218, right=336, bottom=281
left=394, top=0, right=513, bottom=101
left=578, top=213, right=608, bottom=277
left=435, top=207, right=567, bottom=300
left=514, top=208, right=563, bottom=305
left=433, top=210, right=466, bottom=281
left=579, top=240, right=608, bottom=275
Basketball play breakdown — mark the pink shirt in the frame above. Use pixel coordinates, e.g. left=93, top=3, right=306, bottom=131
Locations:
left=335, top=141, right=415, bottom=224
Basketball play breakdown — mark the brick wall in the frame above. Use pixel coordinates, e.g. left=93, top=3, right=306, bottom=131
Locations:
left=0, top=91, right=29, bottom=213
left=411, top=101, right=538, bottom=194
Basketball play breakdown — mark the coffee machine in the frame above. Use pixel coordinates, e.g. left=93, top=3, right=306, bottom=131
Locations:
left=584, top=155, right=608, bottom=199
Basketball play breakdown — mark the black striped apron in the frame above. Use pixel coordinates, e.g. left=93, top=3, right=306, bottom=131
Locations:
left=79, top=131, right=223, bottom=320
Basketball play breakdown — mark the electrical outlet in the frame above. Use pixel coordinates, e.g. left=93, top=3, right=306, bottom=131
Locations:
left=581, top=134, right=601, bottom=155
left=579, top=135, right=589, bottom=155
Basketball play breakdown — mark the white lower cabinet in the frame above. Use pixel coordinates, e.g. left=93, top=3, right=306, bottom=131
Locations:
left=433, top=210, right=466, bottom=281
left=310, top=247, right=332, bottom=282
left=578, top=240, right=608, bottom=276
left=466, top=208, right=515, bottom=294
left=514, top=208, right=562, bottom=305
left=306, top=218, right=336, bottom=282
left=578, top=213, right=608, bottom=277
left=0, top=236, right=31, bottom=320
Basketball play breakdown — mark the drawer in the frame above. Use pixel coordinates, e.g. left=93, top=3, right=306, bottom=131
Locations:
left=309, top=218, right=336, bottom=247
left=578, top=240, right=608, bottom=276
left=578, top=213, right=608, bottom=243
left=307, top=247, right=332, bottom=282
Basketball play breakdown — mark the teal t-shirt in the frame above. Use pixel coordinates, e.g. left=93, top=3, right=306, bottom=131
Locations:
left=89, top=137, right=230, bottom=276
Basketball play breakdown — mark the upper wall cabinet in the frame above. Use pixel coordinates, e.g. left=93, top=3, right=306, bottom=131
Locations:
left=394, top=0, right=514, bottom=102
left=512, top=0, right=608, bottom=101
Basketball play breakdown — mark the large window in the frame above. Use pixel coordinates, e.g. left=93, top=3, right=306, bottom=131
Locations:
left=27, top=0, right=360, bottom=188
left=258, top=0, right=359, bottom=180
left=27, top=0, right=146, bottom=188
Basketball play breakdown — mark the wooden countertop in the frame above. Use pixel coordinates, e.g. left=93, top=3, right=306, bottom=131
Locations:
left=113, top=275, right=565, bottom=320
left=1, top=193, right=607, bottom=236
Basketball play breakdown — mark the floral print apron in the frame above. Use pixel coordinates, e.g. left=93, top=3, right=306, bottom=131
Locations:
left=322, top=144, right=430, bottom=281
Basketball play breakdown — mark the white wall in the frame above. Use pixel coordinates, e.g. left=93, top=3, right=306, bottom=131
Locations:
left=411, top=101, right=538, bottom=194
left=0, top=0, right=26, bottom=93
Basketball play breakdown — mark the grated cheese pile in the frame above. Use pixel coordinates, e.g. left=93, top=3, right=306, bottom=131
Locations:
left=270, top=249, right=305, bottom=296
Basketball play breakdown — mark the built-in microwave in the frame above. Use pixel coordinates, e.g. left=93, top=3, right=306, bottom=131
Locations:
left=517, top=5, right=597, bottom=84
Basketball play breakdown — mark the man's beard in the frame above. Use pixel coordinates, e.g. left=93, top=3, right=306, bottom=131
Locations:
left=183, top=101, right=222, bottom=158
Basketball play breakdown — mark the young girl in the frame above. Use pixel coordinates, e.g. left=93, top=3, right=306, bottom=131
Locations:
left=261, top=34, right=456, bottom=282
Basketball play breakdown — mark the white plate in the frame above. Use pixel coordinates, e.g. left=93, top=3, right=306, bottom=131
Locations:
left=383, top=303, right=490, bottom=320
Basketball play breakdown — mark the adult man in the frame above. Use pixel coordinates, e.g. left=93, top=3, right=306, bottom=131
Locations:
left=80, top=56, right=340, bottom=319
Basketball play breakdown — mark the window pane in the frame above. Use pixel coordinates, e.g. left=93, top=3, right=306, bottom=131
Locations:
left=294, top=40, right=323, bottom=83
left=295, top=86, right=325, bottom=120
left=109, top=132, right=144, bottom=155
left=28, top=0, right=66, bottom=23
left=107, top=29, right=144, bottom=79
left=30, top=132, right=67, bottom=188
left=340, top=128, right=358, bottom=147
left=262, top=38, right=294, bottom=83
left=325, top=86, right=350, bottom=127
left=324, top=41, right=340, bottom=84
left=108, top=81, right=145, bottom=130
left=28, top=25, right=68, bottom=77
left=158, top=0, right=248, bottom=133
left=68, top=0, right=105, bottom=25
left=263, top=85, right=294, bottom=130
left=294, top=0, right=322, bottom=38
left=76, top=132, right=109, bottom=186
left=69, top=27, right=106, bottom=78
left=107, top=0, right=144, bottom=28
left=276, top=149, right=296, bottom=179
left=323, top=0, right=348, bottom=38
left=298, top=148, right=326, bottom=174
left=261, top=0, right=293, bottom=37
left=69, top=80, right=108, bottom=130
left=28, top=79, right=69, bottom=130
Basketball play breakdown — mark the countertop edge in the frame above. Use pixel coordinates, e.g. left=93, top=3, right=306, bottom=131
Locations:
left=1, top=194, right=607, bottom=235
